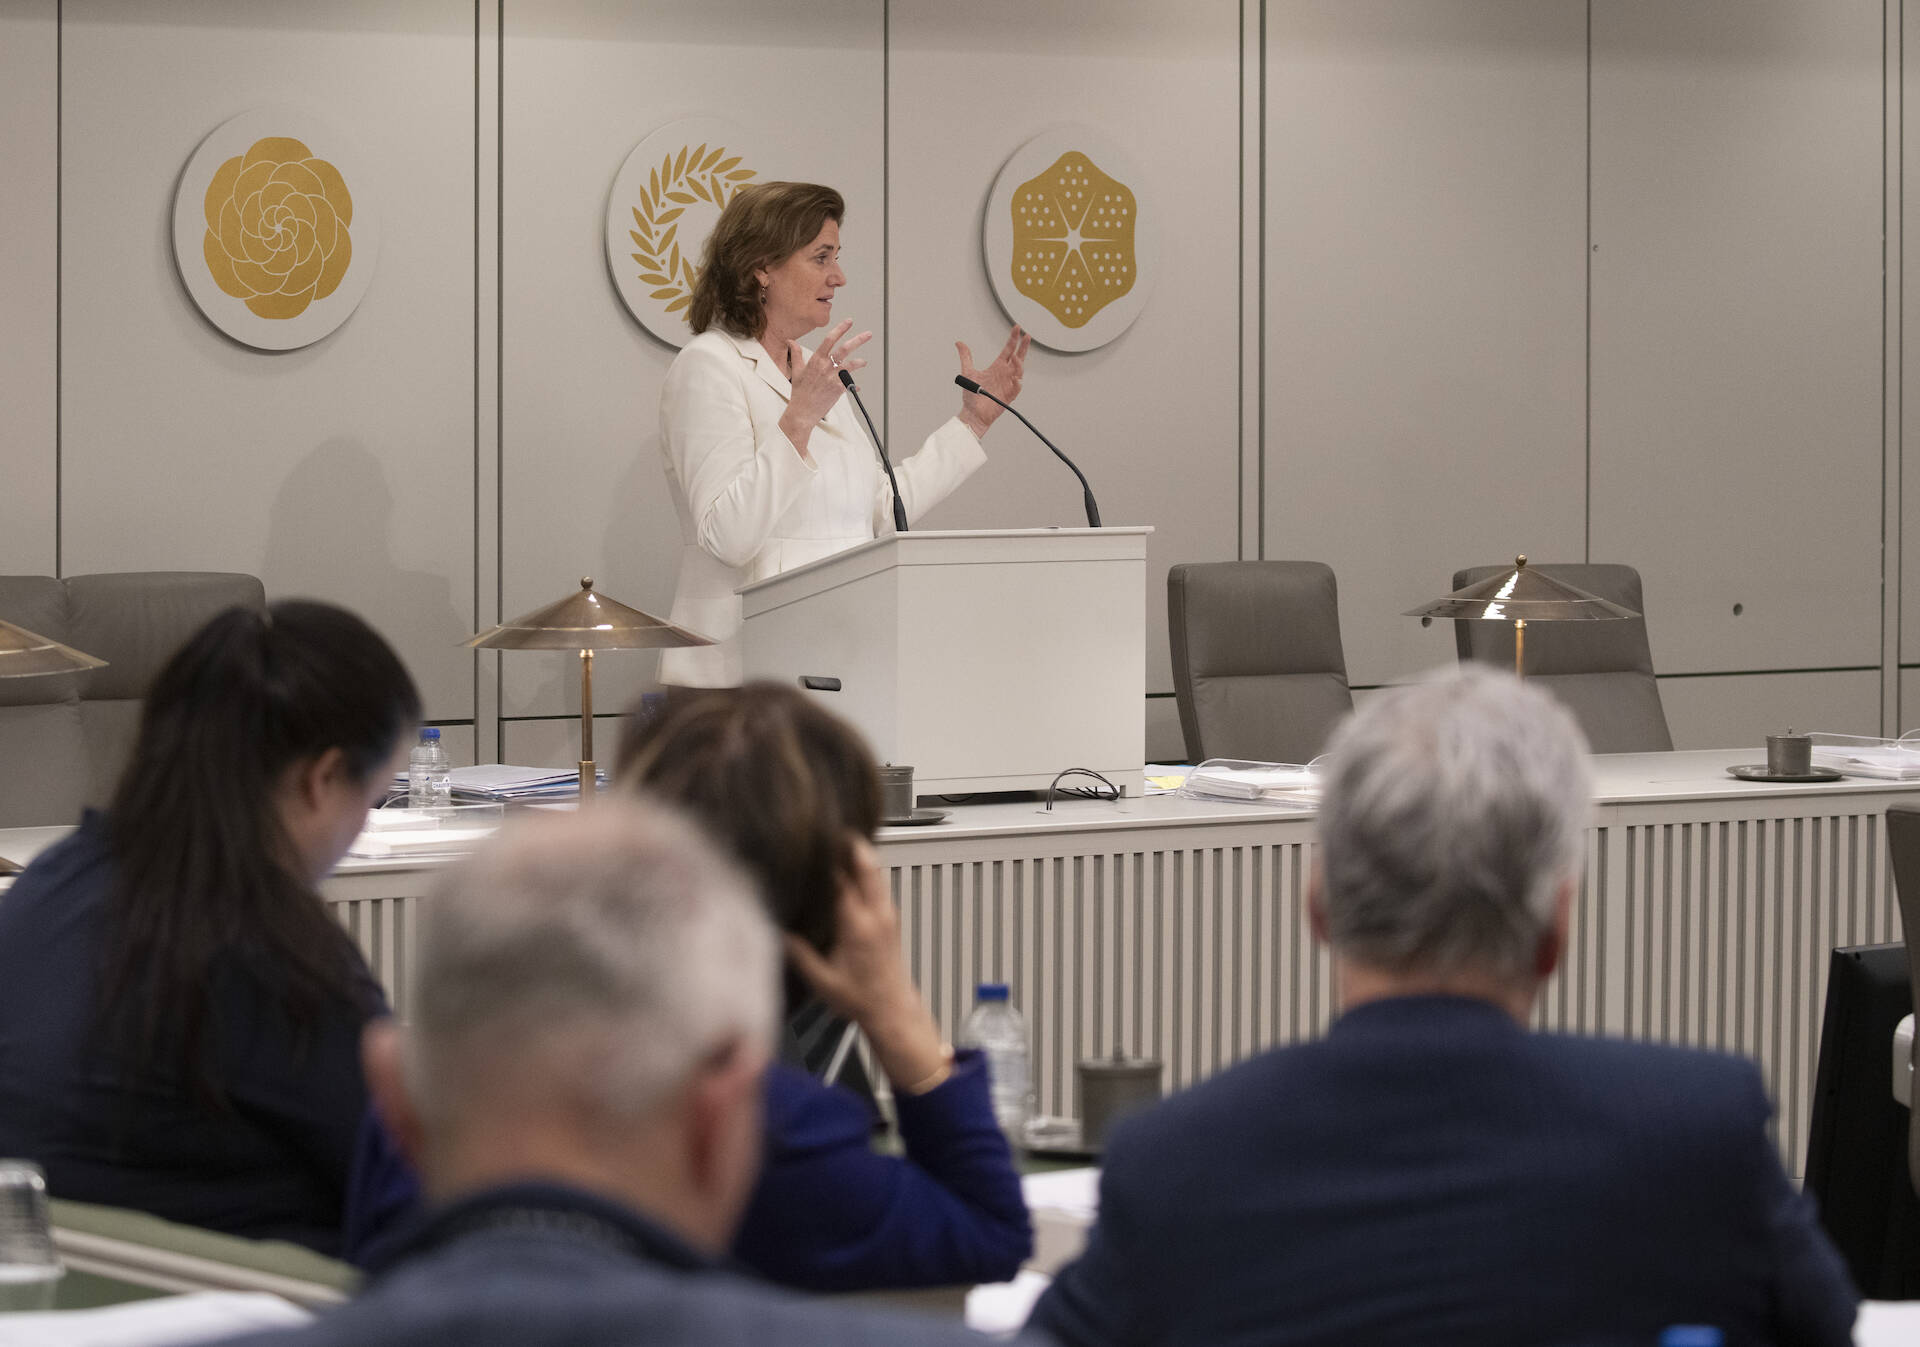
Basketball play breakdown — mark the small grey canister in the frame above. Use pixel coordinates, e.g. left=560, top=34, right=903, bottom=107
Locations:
left=1078, top=1050, right=1163, bottom=1152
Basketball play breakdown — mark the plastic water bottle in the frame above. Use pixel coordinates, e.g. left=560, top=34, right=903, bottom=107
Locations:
left=407, top=727, right=451, bottom=812
left=961, top=983, right=1032, bottom=1143
left=0, top=1160, right=62, bottom=1311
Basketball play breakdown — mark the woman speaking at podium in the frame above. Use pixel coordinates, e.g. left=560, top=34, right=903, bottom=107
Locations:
left=658, top=180, right=1030, bottom=687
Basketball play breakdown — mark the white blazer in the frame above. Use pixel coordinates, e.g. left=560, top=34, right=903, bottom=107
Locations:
left=657, top=327, right=987, bottom=687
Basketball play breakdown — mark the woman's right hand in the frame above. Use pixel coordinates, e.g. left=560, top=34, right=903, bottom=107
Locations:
left=778, top=320, right=873, bottom=458
left=783, top=836, right=950, bottom=1092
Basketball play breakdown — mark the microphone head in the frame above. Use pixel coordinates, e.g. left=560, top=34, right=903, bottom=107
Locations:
left=954, top=374, right=983, bottom=394
left=838, top=367, right=857, bottom=391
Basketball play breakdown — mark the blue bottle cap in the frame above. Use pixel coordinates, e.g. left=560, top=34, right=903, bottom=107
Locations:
left=975, top=983, right=1010, bottom=1001
left=1658, top=1328, right=1722, bottom=1347
left=421, top=726, right=441, bottom=741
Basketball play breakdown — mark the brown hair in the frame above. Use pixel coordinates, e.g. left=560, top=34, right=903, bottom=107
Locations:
left=686, top=182, right=846, bottom=338
left=613, top=682, right=882, bottom=955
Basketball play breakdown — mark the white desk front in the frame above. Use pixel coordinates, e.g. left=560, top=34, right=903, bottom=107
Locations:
left=3, top=749, right=1912, bottom=1174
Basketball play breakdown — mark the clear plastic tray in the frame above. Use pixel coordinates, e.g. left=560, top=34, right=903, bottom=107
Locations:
left=1806, top=732, right=1920, bottom=781
left=1178, top=758, right=1322, bottom=807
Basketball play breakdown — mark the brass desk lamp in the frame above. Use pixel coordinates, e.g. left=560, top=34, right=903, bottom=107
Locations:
left=1403, top=555, right=1638, bottom=677
left=0, top=620, right=107, bottom=872
left=464, top=578, right=712, bottom=800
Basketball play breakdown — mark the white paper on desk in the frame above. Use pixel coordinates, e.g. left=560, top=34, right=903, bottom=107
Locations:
left=0, top=1290, right=310, bottom=1347
left=1857, top=1300, right=1920, bottom=1346
left=1022, top=1166, right=1100, bottom=1222
left=965, top=1269, right=1053, bottom=1338
left=347, top=825, right=498, bottom=859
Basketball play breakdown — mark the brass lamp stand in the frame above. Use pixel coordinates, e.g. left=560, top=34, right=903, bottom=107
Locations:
left=1403, top=555, right=1638, bottom=677
left=464, top=578, right=713, bottom=800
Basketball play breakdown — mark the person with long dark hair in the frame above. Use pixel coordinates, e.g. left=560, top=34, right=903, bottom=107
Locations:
left=613, top=682, right=1032, bottom=1291
left=0, top=600, right=420, bottom=1255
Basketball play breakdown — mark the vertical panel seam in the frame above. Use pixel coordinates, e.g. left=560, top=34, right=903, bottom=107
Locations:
left=54, top=0, right=62, bottom=576
left=1584, top=0, right=1593, bottom=565
left=1256, top=0, right=1266, bottom=559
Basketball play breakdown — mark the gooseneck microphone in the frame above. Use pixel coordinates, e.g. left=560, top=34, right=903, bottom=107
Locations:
left=954, top=376, right=1101, bottom=528
left=841, top=368, right=909, bottom=534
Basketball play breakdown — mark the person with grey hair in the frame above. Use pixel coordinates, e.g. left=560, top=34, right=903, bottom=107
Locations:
left=1031, top=667, right=1856, bottom=1347
left=213, top=804, right=1039, bottom=1347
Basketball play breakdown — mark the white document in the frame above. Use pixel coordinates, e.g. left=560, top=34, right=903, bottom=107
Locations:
left=0, top=1290, right=310, bottom=1347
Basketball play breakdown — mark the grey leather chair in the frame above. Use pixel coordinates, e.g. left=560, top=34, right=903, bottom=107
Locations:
left=0, top=572, right=267, bottom=827
left=1888, top=802, right=1920, bottom=1201
left=1450, top=562, right=1672, bottom=754
left=1167, top=561, right=1354, bottom=765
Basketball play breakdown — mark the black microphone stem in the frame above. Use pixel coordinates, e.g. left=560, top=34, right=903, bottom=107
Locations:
left=841, top=368, right=909, bottom=534
left=955, top=376, right=1101, bottom=527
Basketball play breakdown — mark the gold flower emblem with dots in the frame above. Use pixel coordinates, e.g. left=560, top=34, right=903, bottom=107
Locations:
left=201, top=137, right=353, bottom=321
left=1009, top=151, right=1136, bottom=329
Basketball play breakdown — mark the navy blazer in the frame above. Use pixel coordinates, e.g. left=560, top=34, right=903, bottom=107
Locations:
left=216, top=1180, right=1038, bottom=1347
left=1029, top=995, right=1857, bottom=1347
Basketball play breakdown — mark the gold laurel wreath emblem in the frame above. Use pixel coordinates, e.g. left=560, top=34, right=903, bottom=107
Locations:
left=629, top=142, right=757, bottom=315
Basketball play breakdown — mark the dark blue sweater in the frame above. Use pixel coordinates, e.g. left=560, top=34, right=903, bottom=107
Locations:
left=347, top=1050, right=1033, bottom=1290
left=0, top=814, right=381, bottom=1255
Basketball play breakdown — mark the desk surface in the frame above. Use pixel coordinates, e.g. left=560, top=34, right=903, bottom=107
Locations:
left=2, top=750, right=1916, bottom=893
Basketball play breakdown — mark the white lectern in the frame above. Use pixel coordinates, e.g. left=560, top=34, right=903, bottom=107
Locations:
left=739, top=527, right=1150, bottom=798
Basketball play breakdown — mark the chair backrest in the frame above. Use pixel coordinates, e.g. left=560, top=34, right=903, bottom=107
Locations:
left=1450, top=562, right=1672, bottom=753
left=1167, top=561, right=1353, bottom=765
left=0, top=572, right=266, bottom=827
left=1886, top=803, right=1920, bottom=1200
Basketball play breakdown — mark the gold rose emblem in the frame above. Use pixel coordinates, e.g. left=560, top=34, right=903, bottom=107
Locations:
left=201, top=136, right=353, bottom=321
left=629, top=142, right=757, bottom=316
left=1009, top=151, right=1136, bottom=329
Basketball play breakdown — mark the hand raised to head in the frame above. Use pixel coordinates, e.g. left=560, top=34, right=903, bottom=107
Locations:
left=956, top=325, right=1030, bottom=437
left=780, top=836, right=949, bottom=1090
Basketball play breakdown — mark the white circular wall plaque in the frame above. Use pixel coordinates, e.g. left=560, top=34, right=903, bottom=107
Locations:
left=172, top=107, right=379, bottom=351
left=983, top=127, right=1156, bottom=354
left=606, top=119, right=764, bottom=347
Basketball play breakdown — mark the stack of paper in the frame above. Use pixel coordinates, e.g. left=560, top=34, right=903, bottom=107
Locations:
left=1181, top=761, right=1321, bottom=807
left=387, top=764, right=608, bottom=802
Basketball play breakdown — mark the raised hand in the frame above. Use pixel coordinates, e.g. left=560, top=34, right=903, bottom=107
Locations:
left=778, top=320, right=874, bottom=458
left=956, top=325, right=1031, bottom=437
left=781, top=836, right=950, bottom=1091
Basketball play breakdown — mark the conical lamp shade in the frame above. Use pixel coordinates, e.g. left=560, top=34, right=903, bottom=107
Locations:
left=464, top=578, right=714, bottom=651
left=0, top=618, right=109, bottom=678
left=1403, top=556, right=1639, bottom=623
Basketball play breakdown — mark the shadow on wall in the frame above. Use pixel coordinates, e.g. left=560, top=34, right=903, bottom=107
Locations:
left=264, top=438, right=469, bottom=714
left=511, top=432, right=676, bottom=720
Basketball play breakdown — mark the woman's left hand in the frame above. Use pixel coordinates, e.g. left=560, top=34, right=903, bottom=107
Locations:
left=956, top=325, right=1030, bottom=438
left=782, top=838, right=950, bottom=1092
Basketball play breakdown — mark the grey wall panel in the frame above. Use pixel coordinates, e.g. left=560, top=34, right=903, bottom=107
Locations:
left=1900, top=670, right=1920, bottom=735
left=502, top=714, right=630, bottom=774
left=1657, top=669, right=1879, bottom=751
left=1263, top=1, right=1588, bottom=688
left=56, top=2, right=477, bottom=720
left=0, top=2, right=58, bottom=575
left=498, top=2, right=885, bottom=719
left=887, top=1, right=1243, bottom=697
left=1590, top=1, right=1882, bottom=675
